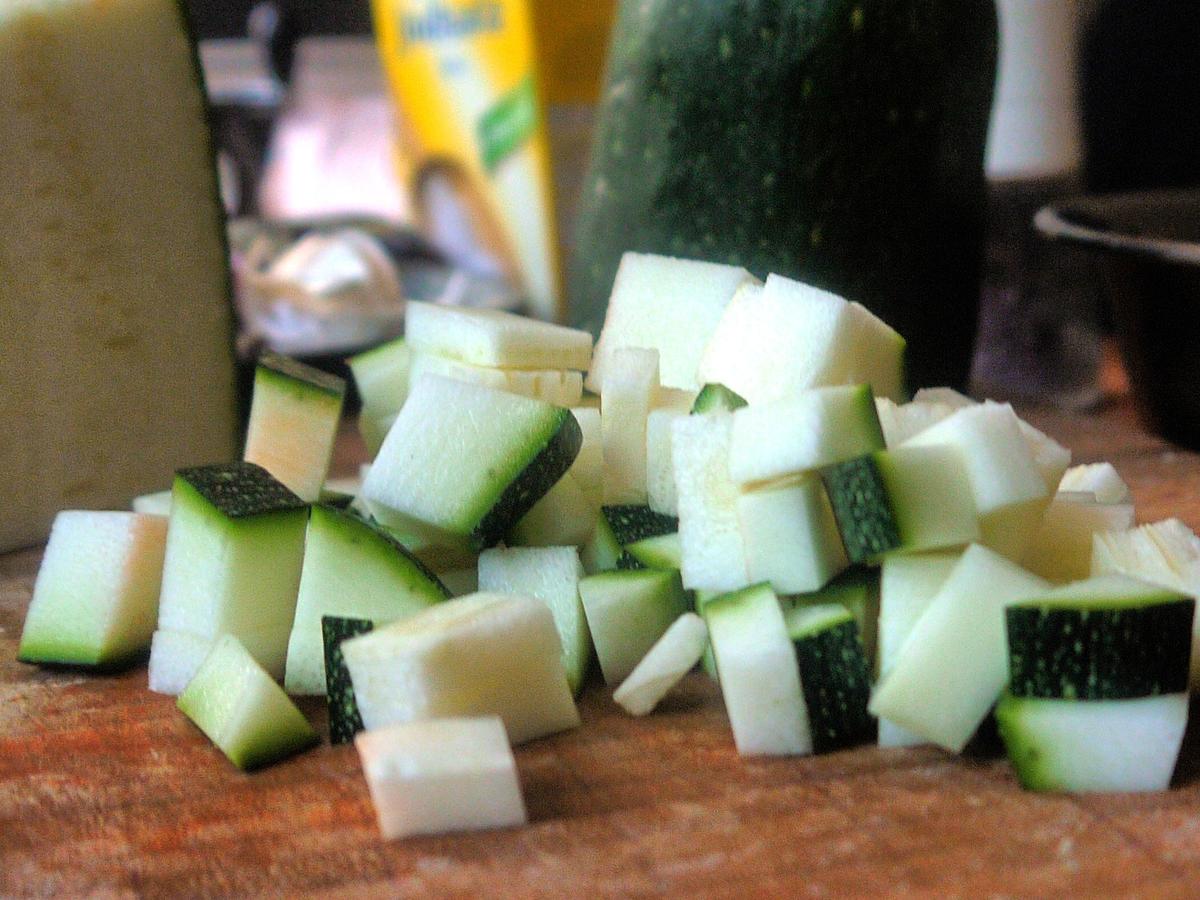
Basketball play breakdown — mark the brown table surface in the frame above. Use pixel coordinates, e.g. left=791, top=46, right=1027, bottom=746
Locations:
left=4, top=395, right=1200, bottom=898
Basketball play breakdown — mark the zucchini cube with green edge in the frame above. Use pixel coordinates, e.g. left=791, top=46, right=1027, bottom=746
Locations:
left=355, top=717, right=527, bottom=839
left=581, top=505, right=678, bottom=573
left=586, top=253, right=756, bottom=393
left=673, top=414, right=748, bottom=592
left=19, top=512, right=167, bottom=669
left=151, top=462, right=307, bottom=690
left=704, top=582, right=811, bottom=755
left=613, top=612, right=708, bottom=716
left=579, top=569, right=688, bottom=685
left=404, top=300, right=593, bottom=371
left=601, top=347, right=659, bottom=504
left=177, top=635, right=318, bottom=771
left=785, top=567, right=881, bottom=668
left=1005, top=575, right=1194, bottom=701
left=876, top=550, right=961, bottom=747
left=904, top=402, right=1049, bottom=560
left=784, top=603, right=874, bottom=753
left=477, top=546, right=591, bottom=695
left=821, top=445, right=979, bottom=564
left=362, top=375, right=581, bottom=553
left=696, top=274, right=906, bottom=406
left=322, top=616, right=374, bottom=745
left=691, top=383, right=747, bottom=415
left=737, top=475, right=848, bottom=595
left=283, top=506, right=449, bottom=696
left=1092, top=518, right=1200, bottom=689
left=348, top=337, right=410, bottom=455
left=996, top=691, right=1188, bottom=793
left=868, top=545, right=1049, bottom=753
left=1022, top=491, right=1135, bottom=583
left=243, top=353, right=346, bottom=502
left=507, top=471, right=597, bottom=549
left=342, top=592, right=580, bottom=745
left=625, top=532, right=683, bottom=571
left=728, top=385, right=884, bottom=486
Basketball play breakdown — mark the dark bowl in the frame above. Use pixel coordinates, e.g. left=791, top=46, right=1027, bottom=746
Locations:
left=1036, top=191, right=1200, bottom=448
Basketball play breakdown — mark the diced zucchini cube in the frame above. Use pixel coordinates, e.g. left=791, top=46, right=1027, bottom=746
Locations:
left=869, top=545, right=1048, bottom=752
left=355, top=717, right=527, bottom=839
left=323, top=616, right=375, bottom=745
left=905, top=402, right=1049, bottom=560
left=19, top=511, right=167, bottom=668
left=1059, top=462, right=1130, bottom=504
left=152, top=462, right=308, bottom=690
left=613, top=612, right=708, bottom=716
left=342, top=592, right=580, bottom=745
left=704, top=582, right=811, bottom=755
left=646, top=408, right=687, bottom=516
left=507, top=472, right=598, bottom=549
left=477, top=546, right=591, bottom=695
left=132, top=489, right=173, bottom=517
left=404, top=300, right=592, bottom=371
left=672, top=414, right=748, bottom=592
left=244, top=353, right=346, bottom=502
left=362, top=375, right=581, bottom=553
left=177, top=635, right=318, bottom=770
left=697, top=274, right=905, bottom=405
left=601, top=347, right=659, bottom=504
left=729, top=385, right=885, bottom=485
left=737, top=475, right=847, bottom=595
left=579, top=569, right=688, bottom=685
left=821, top=445, right=979, bottom=564
left=587, top=253, right=756, bottom=392
left=1022, top=491, right=1135, bottom=583
left=283, top=505, right=449, bottom=696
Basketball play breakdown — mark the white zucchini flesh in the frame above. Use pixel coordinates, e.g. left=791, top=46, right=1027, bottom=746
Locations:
left=601, top=347, right=660, bottom=504
left=875, top=550, right=962, bottom=747
left=1022, top=492, right=1135, bottom=583
left=507, top=472, right=597, bottom=549
left=1059, top=462, right=1131, bottom=504
left=672, top=414, right=749, bottom=593
left=646, top=408, right=687, bottom=516
left=697, top=274, right=904, bottom=405
left=868, top=544, right=1049, bottom=752
left=613, top=613, right=708, bottom=716
left=996, top=692, right=1188, bottom=793
left=132, top=490, right=173, bottom=517
left=705, top=583, right=811, bottom=755
left=728, top=385, right=884, bottom=485
left=342, top=593, right=579, bottom=745
left=587, top=252, right=756, bottom=392
left=874, top=398, right=955, bottom=448
left=1017, top=419, right=1072, bottom=494
left=569, top=407, right=604, bottom=495
left=355, top=717, right=527, bottom=839
left=404, top=300, right=593, bottom=371
left=737, top=475, right=847, bottom=595
left=18, top=511, right=167, bottom=668
left=477, top=546, right=591, bottom=695
left=904, top=402, right=1049, bottom=560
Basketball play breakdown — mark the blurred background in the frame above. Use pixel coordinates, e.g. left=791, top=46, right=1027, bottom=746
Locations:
left=192, top=0, right=1200, bottom=409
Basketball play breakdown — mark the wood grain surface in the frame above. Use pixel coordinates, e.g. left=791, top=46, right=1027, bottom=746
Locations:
left=4, top=400, right=1200, bottom=898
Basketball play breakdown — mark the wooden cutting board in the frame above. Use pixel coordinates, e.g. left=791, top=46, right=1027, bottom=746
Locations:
left=3, top=400, right=1200, bottom=897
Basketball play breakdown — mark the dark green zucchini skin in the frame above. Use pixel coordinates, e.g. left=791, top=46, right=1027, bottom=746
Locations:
left=821, top=455, right=901, bottom=563
left=322, top=616, right=375, bottom=745
left=1006, top=601, right=1195, bottom=700
left=792, top=619, right=876, bottom=753
left=571, top=0, right=998, bottom=390
left=176, top=462, right=306, bottom=519
left=602, top=505, right=679, bottom=570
